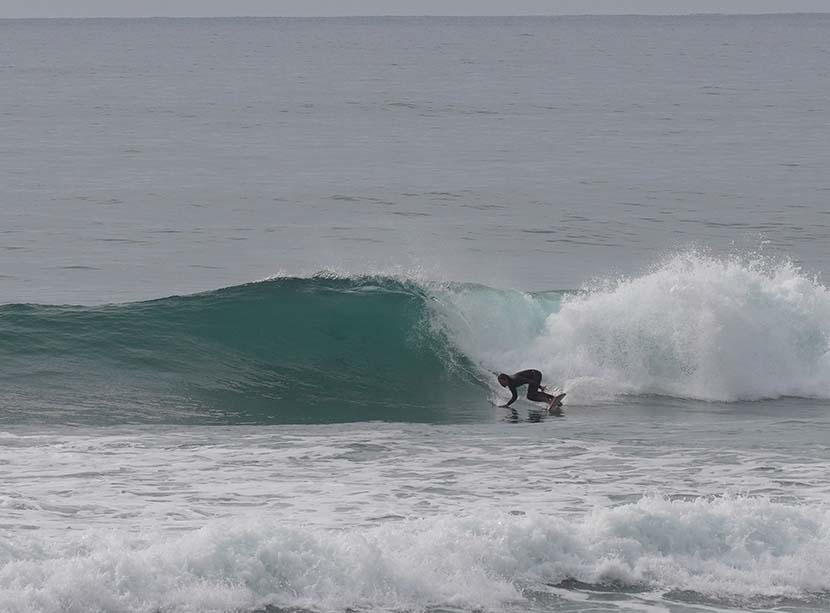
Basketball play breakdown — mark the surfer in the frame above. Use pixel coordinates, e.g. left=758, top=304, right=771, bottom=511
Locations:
left=497, top=369, right=564, bottom=410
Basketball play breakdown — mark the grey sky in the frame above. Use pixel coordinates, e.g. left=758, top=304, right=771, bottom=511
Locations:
left=4, top=0, right=830, bottom=18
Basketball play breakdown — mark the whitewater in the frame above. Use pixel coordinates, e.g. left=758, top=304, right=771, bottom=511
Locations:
left=4, top=14, right=830, bottom=613
left=4, top=422, right=830, bottom=613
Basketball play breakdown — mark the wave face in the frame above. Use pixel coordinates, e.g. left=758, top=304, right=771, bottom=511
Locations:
left=3, top=253, right=830, bottom=424
left=0, top=276, right=497, bottom=424
left=4, top=496, right=830, bottom=612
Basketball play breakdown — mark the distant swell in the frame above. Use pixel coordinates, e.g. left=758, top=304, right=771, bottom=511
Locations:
left=3, top=253, right=830, bottom=424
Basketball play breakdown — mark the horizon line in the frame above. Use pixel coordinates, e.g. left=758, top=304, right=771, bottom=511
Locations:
left=2, top=12, right=829, bottom=19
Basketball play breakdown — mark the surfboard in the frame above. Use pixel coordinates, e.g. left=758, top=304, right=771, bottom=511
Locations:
left=548, top=392, right=566, bottom=410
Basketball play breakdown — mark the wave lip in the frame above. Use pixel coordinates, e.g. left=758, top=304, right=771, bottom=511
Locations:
left=3, top=496, right=829, bottom=613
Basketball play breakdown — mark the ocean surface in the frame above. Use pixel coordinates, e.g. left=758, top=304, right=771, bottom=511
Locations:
left=2, top=14, right=830, bottom=613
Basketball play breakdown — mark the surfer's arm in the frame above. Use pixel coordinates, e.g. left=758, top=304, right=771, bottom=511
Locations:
left=500, top=386, right=518, bottom=408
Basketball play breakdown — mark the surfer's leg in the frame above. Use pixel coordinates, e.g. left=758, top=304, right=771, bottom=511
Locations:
left=527, top=370, right=543, bottom=387
left=525, top=370, right=551, bottom=403
left=527, top=389, right=554, bottom=403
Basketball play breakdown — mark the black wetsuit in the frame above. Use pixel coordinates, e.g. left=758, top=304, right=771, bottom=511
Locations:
left=502, top=369, right=553, bottom=407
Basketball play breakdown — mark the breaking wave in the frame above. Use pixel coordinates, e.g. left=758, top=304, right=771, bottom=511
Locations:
left=2, top=252, right=830, bottom=423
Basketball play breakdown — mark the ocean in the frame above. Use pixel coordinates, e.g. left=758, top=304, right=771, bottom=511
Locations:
left=2, top=14, right=830, bottom=613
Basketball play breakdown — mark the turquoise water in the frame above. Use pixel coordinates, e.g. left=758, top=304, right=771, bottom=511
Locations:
left=3, top=15, right=830, bottom=613
left=0, top=276, right=492, bottom=423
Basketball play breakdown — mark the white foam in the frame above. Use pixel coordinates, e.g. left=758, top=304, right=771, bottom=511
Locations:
left=2, top=496, right=829, bottom=613
left=439, top=252, right=830, bottom=403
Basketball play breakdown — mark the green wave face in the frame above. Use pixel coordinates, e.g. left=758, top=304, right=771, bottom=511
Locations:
left=0, top=277, right=490, bottom=425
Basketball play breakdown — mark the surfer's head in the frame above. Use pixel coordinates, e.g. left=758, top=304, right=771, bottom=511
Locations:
left=497, top=373, right=510, bottom=387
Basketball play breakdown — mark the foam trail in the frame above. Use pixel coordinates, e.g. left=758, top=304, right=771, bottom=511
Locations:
left=515, top=253, right=830, bottom=402
left=2, top=496, right=830, bottom=613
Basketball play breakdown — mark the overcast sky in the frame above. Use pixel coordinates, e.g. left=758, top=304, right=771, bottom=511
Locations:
left=4, top=0, right=830, bottom=18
